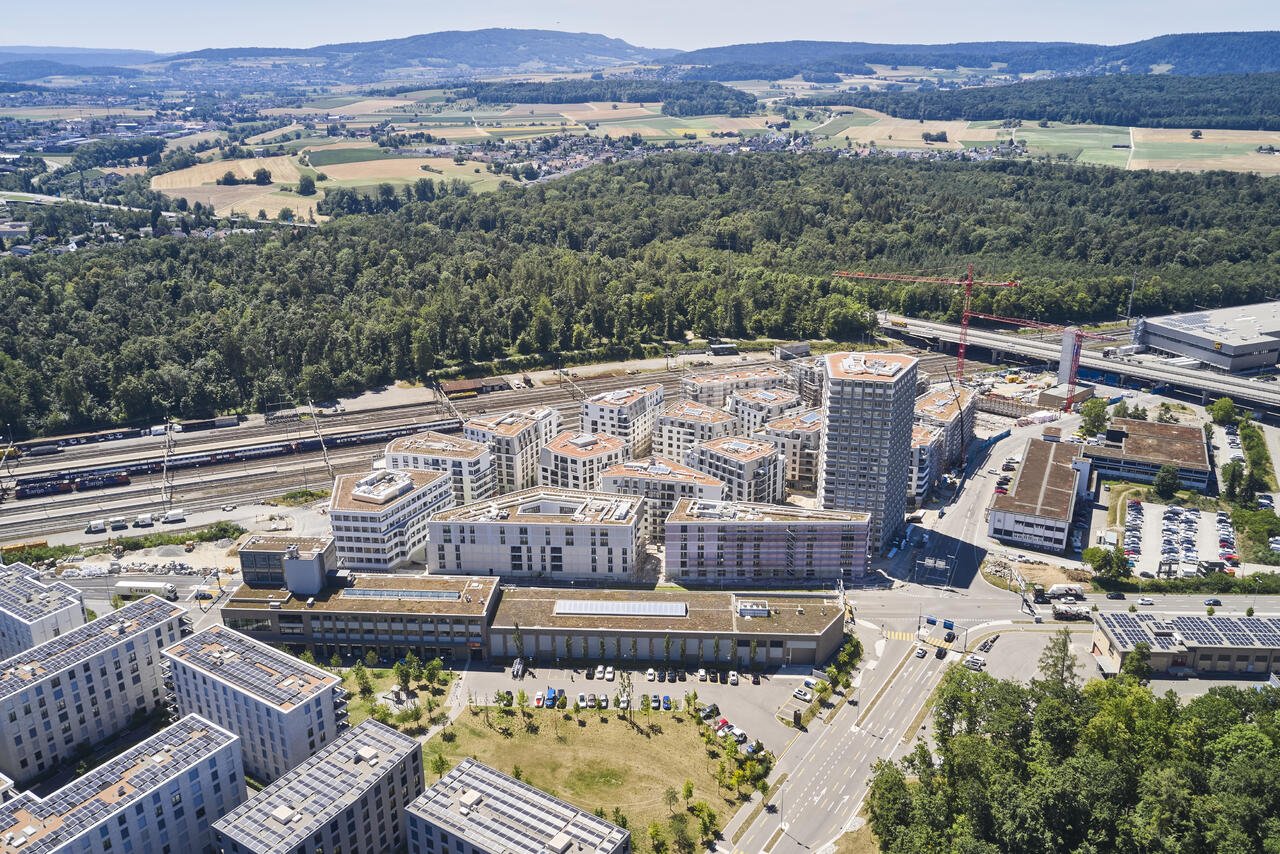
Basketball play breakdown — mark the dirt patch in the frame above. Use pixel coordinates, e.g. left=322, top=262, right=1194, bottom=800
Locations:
left=984, top=553, right=1090, bottom=589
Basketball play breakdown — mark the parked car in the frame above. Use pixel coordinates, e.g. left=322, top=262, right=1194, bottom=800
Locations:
left=751, top=672, right=761, bottom=685
left=600, top=695, right=609, bottom=710
left=728, top=671, right=739, bottom=685
left=535, top=692, right=544, bottom=708
left=605, top=666, right=615, bottom=681
left=646, top=668, right=656, bottom=681
left=594, top=665, right=604, bottom=680
left=699, top=703, right=719, bottom=720
left=662, top=695, right=671, bottom=710
left=729, top=726, right=748, bottom=743
left=697, top=668, right=707, bottom=681
left=587, top=693, right=597, bottom=708
left=577, top=692, right=587, bottom=707
left=793, top=687, right=813, bottom=702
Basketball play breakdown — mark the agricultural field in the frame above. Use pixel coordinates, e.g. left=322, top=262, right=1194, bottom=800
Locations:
left=975, top=123, right=1132, bottom=166
left=317, top=155, right=505, bottom=192
left=150, top=154, right=302, bottom=189
left=0, top=105, right=153, bottom=119
left=151, top=154, right=307, bottom=217
left=1128, top=126, right=1280, bottom=174
left=820, top=110, right=977, bottom=149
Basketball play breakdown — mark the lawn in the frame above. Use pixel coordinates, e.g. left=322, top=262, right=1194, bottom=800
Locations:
left=307, top=147, right=402, bottom=167
left=424, top=700, right=751, bottom=852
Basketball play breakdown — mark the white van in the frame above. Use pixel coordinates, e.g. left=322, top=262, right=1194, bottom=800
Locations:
left=134, top=514, right=154, bottom=528
left=161, top=508, right=186, bottom=524
left=964, top=655, right=986, bottom=670
left=108, top=517, right=128, bottom=531
left=84, top=520, right=107, bottom=534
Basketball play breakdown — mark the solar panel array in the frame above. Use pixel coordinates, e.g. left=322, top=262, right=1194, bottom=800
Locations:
left=342, top=587, right=461, bottom=601
left=166, top=626, right=333, bottom=708
left=1100, top=612, right=1280, bottom=651
left=0, top=564, right=81, bottom=622
left=554, top=600, right=688, bottom=618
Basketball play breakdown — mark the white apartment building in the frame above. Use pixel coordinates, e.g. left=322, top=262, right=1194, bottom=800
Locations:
left=729, top=387, right=802, bottom=434
left=665, top=498, right=871, bottom=584
left=792, top=356, right=825, bottom=407
left=464, top=406, right=562, bottom=494
left=329, top=469, right=454, bottom=572
left=685, top=436, right=785, bottom=504
left=599, top=456, right=725, bottom=541
left=384, top=430, right=497, bottom=505
left=582, top=384, right=665, bottom=457
left=682, top=365, right=791, bottom=408
left=818, top=352, right=919, bottom=554
left=406, top=758, right=630, bottom=854
left=0, top=714, right=244, bottom=854
left=163, top=625, right=347, bottom=784
left=539, top=432, right=630, bottom=492
left=987, top=438, right=1090, bottom=554
left=915, top=386, right=977, bottom=468
left=0, top=596, right=189, bottom=784
left=428, top=488, right=643, bottom=581
left=0, top=562, right=85, bottom=660
left=214, top=720, right=423, bottom=854
left=652, top=400, right=738, bottom=462
left=910, top=425, right=943, bottom=507
left=757, top=409, right=823, bottom=491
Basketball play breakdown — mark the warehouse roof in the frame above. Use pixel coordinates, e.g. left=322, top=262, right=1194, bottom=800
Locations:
left=990, top=438, right=1080, bottom=522
left=1143, top=301, right=1280, bottom=348
left=1083, top=418, right=1210, bottom=473
left=1098, top=611, right=1280, bottom=653
left=222, top=575, right=497, bottom=617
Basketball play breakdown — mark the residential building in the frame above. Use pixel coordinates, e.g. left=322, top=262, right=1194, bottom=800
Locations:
left=0, top=563, right=85, bottom=660
left=214, top=720, right=423, bottom=854
left=428, top=488, right=643, bottom=582
left=406, top=758, right=630, bottom=854
left=1079, top=418, right=1212, bottom=491
left=599, top=456, right=725, bottom=541
left=652, top=400, right=737, bottom=462
left=818, top=352, right=919, bottom=554
left=0, top=596, right=189, bottom=784
left=235, top=536, right=336, bottom=594
left=464, top=407, right=562, bottom=494
left=685, top=436, right=784, bottom=504
left=986, top=439, right=1091, bottom=554
left=756, top=410, right=822, bottom=492
left=773, top=342, right=812, bottom=361
left=163, top=626, right=346, bottom=783
left=664, top=499, right=870, bottom=584
left=219, top=576, right=499, bottom=666
left=329, top=470, right=454, bottom=572
left=909, top=426, right=942, bottom=507
left=1094, top=611, right=1280, bottom=677
left=538, top=432, right=630, bottom=492
left=384, top=431, right=497, bottom=505
left=581, top=385, right=665, bottom=457
left=791, top=357, right=825, bottom=408
left=729, top=387, right=802, bottom=434
left=1135, top=301, right=1280, bottom=373
left=0, top=715, right=244, bottom=854
left=0, top=771, right=12, bottom=803
left=682, top=365, right=790, bottom=408
left=914, top=386, right=976, bottom=468
left=488, top=588, right=845, bottom=668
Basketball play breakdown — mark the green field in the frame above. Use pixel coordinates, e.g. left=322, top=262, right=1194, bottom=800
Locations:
left=819, top=111, right=878, bottom=135
left=306, top=148, right=401, bottom=167
left=961, top=123, right=1131, bottom=166
left=1136, top=141, right=1263, bottom=160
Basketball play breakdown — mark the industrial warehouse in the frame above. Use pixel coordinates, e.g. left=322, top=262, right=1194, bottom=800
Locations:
left=1135, top=301, right=1280, bottom=373
left=1094, top=612, right=1280, bottom=676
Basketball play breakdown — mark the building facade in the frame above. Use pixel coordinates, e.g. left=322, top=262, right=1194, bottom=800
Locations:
left=236, top=536, right=336, bottom=592
left=428, top=488, right=644, bottom=582
left=0, top=596, right=190, bottom=783
left=384, top=431, right=497, bottom=506
left=685, top=436, right=785, bottom=505
left=599, top=456, right=725, bottom=541
left=818, top=352, right=918, bottom=554
left=986, top=439, right=1090, bottom=554
left=0, top=715, right=244, bottom=854
left=464, top=407, right=563, bottom=494
left=163, top=626, right=346, bottom=783
left=914, top=386, right=976, bottom=468
left=664, top=499, right=870, bottom=584
left=214, top=720, right=423, bottom=854
left=652, top=400, right=738, bottom=462
left=329, top=470, right=454, bottom=572
left=1135, top=301, right=1280, bottom=373
left=538, top=432, right=630, bottom=492
left=682, top=365, right=790, bottom=409
left=729, top=388, right=803, bottom=435
left=0, top=563, right=85, bottom=660
left=581, top=385, right=665, bottom=457
left=909, top=425, right=942, bottom=507
left=756, top=410, right=822, bottom=492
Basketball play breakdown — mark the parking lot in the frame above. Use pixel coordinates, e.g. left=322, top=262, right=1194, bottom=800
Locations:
left=1122, top=500, right=1239, bottom=578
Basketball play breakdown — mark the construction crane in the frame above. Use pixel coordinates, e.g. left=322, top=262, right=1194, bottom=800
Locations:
left=835, top=264, right=1020, bottom=380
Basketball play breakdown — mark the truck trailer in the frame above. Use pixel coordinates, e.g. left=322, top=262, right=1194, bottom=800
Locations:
left=114, top=580, right=178, bottom=600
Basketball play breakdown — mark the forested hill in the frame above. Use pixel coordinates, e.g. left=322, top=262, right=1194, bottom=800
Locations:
left=789, top=72, right=1280, bottom=130
left=3, top=154, right=1279, bottom=435
left=453, top=80, right=757, bottom=117
left=669, top=31, right=1280, bottom=75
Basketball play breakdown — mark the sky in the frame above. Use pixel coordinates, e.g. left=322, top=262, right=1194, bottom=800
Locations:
left=3, top=0, right=1277, bottom=53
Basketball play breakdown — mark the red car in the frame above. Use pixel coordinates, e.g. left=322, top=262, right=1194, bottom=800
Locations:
left=714, top=718, right=731, bottom=734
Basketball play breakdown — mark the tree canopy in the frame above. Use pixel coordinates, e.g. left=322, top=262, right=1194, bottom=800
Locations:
left=451, top=80, right=758, bottom=117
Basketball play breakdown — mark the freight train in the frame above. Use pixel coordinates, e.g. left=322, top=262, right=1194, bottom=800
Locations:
left=10, top=419, right=462, bottom=500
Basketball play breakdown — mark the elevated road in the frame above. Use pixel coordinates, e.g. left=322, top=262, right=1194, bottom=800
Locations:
left=880, top=314, right=1280, bottom=415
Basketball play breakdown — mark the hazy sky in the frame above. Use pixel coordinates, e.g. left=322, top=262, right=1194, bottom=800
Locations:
left=4, top=0, right=1277, bottom=52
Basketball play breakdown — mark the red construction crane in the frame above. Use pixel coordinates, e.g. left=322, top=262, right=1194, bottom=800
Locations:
left=834, top=264, right=1020, bottom=380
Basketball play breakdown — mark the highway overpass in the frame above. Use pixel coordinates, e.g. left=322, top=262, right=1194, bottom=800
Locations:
left=880, top=314, right=1280, bottom=416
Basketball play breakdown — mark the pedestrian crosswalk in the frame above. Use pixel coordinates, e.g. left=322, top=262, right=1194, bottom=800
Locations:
left=881, top=630, right=958, bottom=649
left=883, top=630, right=917, bottom=641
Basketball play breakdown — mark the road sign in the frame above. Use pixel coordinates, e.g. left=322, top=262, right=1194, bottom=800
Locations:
left=925, top=616, right=937, bottom=625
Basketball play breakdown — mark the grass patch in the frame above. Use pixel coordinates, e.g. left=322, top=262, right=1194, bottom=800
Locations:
left=307, top=147, right=402, bottom=167
left=1240, top=421, right=1278, bottom=490
left=834, top=819, right=878, bottom=854
left=279, top=488, right=330, bottom=506
left=730, top=771, right=788, bottom=844
left=108, top=521, right=246, bottom=553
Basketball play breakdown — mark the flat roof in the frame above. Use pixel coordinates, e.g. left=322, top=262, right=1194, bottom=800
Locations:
left=912, top=425, right=942, bottom=448
left=825, top=352, right=917, bottom=382
left=1143, top=301, right=1280, bottom=347
left=915, top=386, right=975, bottom=423
left=0, top=715, right=236, bottom=854
left=221, top=575, right=497, bottom=617
left=407, top=758, right=629, bottom=854
left=694, top=436, right=777, bottom=462
left=1084, top=418, right=1210, bottom=472
left=990, top=438, right=1079, bottom=522
left=237, top=535, right=333, bottom=558
left=330, top=469, right=446, bottom=513
left=667, top=498, right=868, bottom=526
left=491, top=587, right=842, bottom=637
left=465, top=406, right=557, bottom=438
left=543, top=431, right=628, bottom=460
left=684, top=365, right=789, bottom=386
left=600, top=456, right=723, bottom=488
left=584, top=384, right=662, bottom=409
left=163, top=625, right=337, bottom=712
left=659, top=400, right=735, bottom=424
left=1098, top=611, right=1280, bottom=653
left=386, top=430, right=487, bottom=459
left=732, top=388, right=800, bottom=407
left=0, top=563, right=81, bottom=625
left=763, top=409, right=823, bottom=433
left=214, top=720, right=419, bottom=854
left=431, top=487, right=638, bottom=526
left=0, top=596, right=184, bottom=700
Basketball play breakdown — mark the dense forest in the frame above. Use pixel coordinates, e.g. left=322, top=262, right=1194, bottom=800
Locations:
left=2, top=153, right=1280, bottom=436
left=682, top=60, right=874, bottom=82
left=452, top=80, right=757, bottom=117
left=867, top=634, right=1280, bottom=854
left=792, top=72, right=1280, bottom=130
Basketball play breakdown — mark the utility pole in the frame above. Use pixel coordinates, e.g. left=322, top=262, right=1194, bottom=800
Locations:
left=159, top=416, right=176, bottom=511
left=1126, top=270, right=1138, bottom=326
left=308, top=399, right=335, bottom=481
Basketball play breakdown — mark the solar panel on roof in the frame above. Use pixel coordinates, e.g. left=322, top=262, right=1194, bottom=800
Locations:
left=553, top=600, right=688, bottom=618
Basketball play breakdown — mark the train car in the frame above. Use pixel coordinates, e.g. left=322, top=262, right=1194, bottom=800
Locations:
left=15, top=471, right=71, bottom=487
left=25, top=445, right=61, bottom=457
left=15, top=481, right=74, bottom=499
left=178, top=418, right=217, bottom=433
left=236, top=444, right=289, bottom=461
left=74, top=472, right=131, bottom=491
